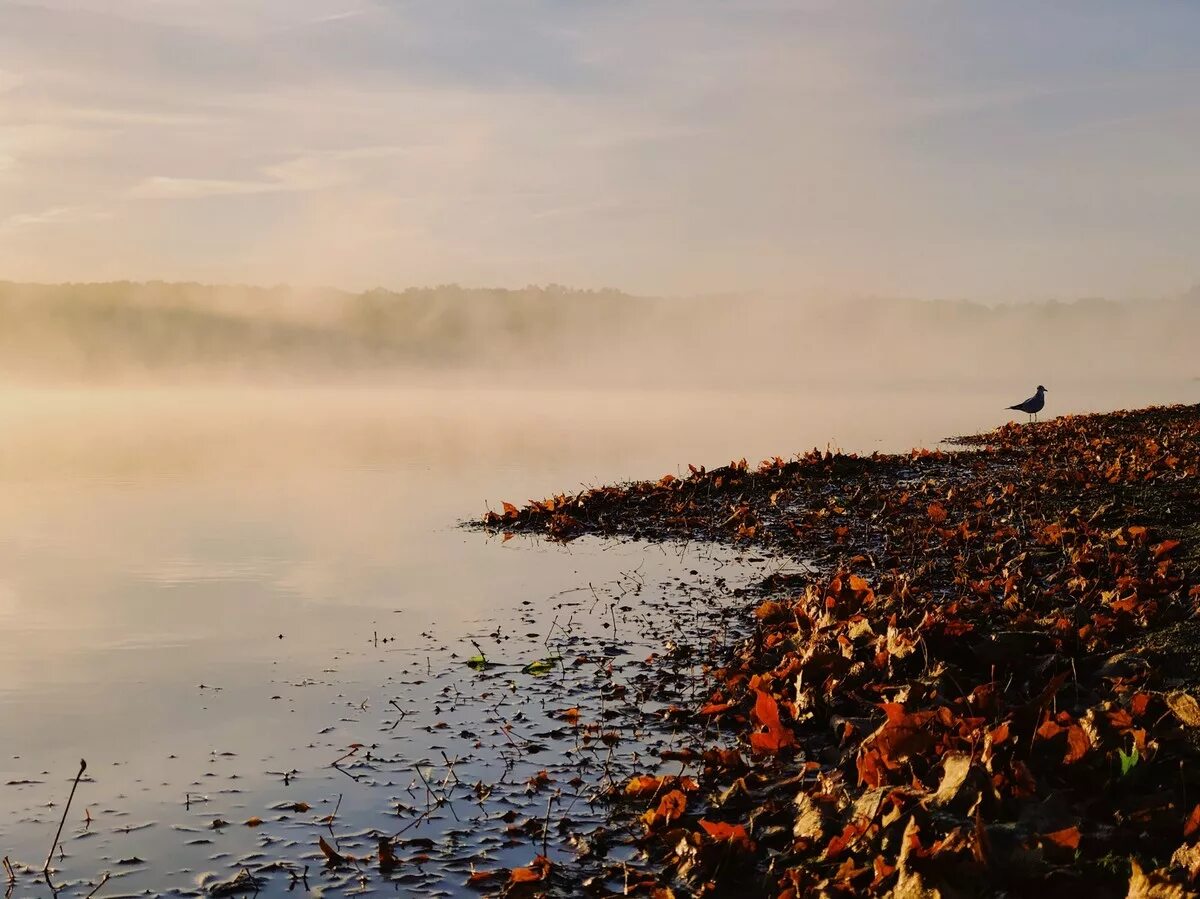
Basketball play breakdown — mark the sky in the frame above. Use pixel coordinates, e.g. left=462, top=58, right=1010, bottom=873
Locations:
left=0, top=0, right=1198, bottom=300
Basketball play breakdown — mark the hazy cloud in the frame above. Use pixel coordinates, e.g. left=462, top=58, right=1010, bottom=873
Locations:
left=0, top=1, right=1197, bottom=298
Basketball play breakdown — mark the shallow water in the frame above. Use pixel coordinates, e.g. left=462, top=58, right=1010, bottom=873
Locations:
left=0, top=380, right=1194, bottom=896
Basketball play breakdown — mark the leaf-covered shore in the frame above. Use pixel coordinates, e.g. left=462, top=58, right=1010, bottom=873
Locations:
left=482, top=404, right=1200, bottom=897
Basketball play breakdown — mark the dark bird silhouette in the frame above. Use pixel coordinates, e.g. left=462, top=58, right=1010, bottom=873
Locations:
left=1007, top=385, right=1047, bottom=422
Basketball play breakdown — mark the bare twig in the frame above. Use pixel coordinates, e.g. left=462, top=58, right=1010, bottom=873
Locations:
left=43, top=759, right=86, bottom=874
left=84, top=871, right=111, bottom=899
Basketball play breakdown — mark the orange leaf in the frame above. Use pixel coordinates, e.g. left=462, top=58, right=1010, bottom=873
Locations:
left=750, top=689, right=795, bottom=754
left=654, top=789, right=687, bottom=824
left=1154, top=539, right=1181, bottom=559
left=625, top=775, right=664, bottom=798
left=1185, top=803, right=1200, bottom=840
left=1063, top=725, right=1090, bottom=764
left=509, top=855, right=551, bottom=884
left=624, top=774, right=698, bottom=798
left=927, top=502, right=948, bottom=523
left=1043, top=826, right=1081, bottom=851
left=856, top=703, right=935, bottom=787
left=699, top=819, right=755, bottom=852
left=754, top=600, right=788, bottom=621
left=847, top=575, right=875, bottom=603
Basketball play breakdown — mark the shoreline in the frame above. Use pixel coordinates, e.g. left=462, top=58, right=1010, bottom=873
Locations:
left=482, top=404, right=1200, bottom=896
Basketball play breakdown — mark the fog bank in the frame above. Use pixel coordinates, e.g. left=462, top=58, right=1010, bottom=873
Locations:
left=1, top=280, right=1197, bottom=391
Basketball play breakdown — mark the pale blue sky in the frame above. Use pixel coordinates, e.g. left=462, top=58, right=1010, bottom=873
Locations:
left=1, top=1, right=1197, bottom=299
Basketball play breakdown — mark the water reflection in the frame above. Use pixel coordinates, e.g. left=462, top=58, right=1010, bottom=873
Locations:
left=0, top=382, right=1194, bottom=895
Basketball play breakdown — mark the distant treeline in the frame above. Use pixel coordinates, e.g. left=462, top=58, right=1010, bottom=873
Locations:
left=0, top=280, right=1196, bottom=384
left=0, top=281, right=644, bottom=378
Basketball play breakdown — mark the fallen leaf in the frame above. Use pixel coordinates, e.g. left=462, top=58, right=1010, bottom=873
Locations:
left=318, top=835, right=348, bottom=867
left=930, top=752, right=973, bottom=806
left=378, top=837, right=397, bottom=872
left=1043, top=826, right=1081, bottom=851
left=1167, top=692, right=1200, bottom=728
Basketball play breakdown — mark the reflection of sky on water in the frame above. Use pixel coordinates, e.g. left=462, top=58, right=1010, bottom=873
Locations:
left=0, top=382, right=1195, bottom=894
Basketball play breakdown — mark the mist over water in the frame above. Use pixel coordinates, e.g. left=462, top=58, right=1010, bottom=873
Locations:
left=0, top=284, right=1195, bottom=895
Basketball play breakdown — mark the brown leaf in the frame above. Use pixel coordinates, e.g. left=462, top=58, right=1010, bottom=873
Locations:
left=378, top=837, right=398, bottom=872
left=1167, top=692, right=1200, bottom=728
left=318, top=835, right=348, bottom=867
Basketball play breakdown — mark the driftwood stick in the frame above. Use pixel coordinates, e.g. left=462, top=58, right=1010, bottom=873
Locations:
left=43, top=759, right=87, bottom=874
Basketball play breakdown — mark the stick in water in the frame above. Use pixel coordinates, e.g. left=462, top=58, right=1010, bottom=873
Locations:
left=43, top=759, right=87, bottom=874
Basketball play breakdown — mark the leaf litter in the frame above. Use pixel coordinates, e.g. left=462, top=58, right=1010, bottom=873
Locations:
left=479, top=404, right=1200, bottom=897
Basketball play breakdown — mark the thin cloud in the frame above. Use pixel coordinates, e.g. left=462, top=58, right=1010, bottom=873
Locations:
left=2, top=205, right=112, bottom=230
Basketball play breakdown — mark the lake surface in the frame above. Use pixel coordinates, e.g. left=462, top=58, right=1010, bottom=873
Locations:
left=0, top=380, right=1194, bottom=896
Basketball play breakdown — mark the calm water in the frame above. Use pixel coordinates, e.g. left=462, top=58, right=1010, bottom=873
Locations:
left=0, top=380, right=1193, bottom=896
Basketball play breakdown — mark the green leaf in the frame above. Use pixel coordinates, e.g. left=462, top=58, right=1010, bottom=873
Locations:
left=521, top=656, right=561, bottom=676
left=1118, top=746, right=1140, bottom=777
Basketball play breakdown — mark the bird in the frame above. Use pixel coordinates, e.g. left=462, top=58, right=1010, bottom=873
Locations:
left=1007, top=385, right=1047, bottom=423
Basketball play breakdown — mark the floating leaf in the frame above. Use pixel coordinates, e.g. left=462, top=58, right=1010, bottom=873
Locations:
left=521, top=656, right=560, bottom=676
left=318, top=835, right=348, bottom=867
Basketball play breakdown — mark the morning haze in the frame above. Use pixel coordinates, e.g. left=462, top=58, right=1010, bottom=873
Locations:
left=2, top=1, right=1199, bottom=298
